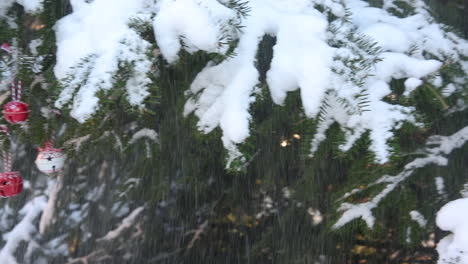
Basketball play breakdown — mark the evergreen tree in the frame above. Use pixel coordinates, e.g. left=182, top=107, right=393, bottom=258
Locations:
left=0, top=0, right=467, bottom=263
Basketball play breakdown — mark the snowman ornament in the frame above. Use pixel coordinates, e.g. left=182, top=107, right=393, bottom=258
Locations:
left=35, top=141, right=66, bottom=175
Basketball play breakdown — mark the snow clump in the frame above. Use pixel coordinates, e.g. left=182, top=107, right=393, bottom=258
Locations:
left=54, top=0, right=153, bottom=122
left=437, top=198, right=468, bottom=264
left=50, top=0, right=468, bottom=165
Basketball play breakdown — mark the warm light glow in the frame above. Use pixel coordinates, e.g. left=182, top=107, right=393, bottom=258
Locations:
left=30, top=19, right=45, bottom=31
left=280, top=140, right=288, bottom=147
left=307, top=208, right=323, bottom=225
left=293, top=133, right=301, bottom=139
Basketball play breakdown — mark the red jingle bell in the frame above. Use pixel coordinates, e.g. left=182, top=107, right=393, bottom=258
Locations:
left=0, top=171, right=23, bottom=197
left=2, top=101, right=30, bottom=124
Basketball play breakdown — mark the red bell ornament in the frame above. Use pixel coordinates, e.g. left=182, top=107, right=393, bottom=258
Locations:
left=3, top=101, right=30, bottom=124
left=0, top=151, right=22, bottom=198
left=3, top=81, right=29, bottom=124
left=35, top=142, right=66, bottom=175
left=0, top=171, right=23, bottom=197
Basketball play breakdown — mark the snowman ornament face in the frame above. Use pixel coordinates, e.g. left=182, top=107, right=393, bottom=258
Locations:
left=35, top=146, right=66, bottom=175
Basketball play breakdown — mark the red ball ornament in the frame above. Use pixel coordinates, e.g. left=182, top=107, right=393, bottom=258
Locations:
left=0, top=171, right=23, bottom=197
left=2, top=101, right=30, bottom=124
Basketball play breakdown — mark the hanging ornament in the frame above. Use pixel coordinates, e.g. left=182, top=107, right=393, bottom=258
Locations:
left=3, top=81, right=29, bottom=124
left=35, top=141, right=66, bottom=175
left=0, top=151, right=23, bottom=197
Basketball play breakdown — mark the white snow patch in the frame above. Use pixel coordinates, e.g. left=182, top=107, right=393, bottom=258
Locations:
left=334, top=126, right=468, bottom=229
left=461, top=183, right=468, bottom=198
left=184, top=0, right=333, bottom=162
left=406, top=227, right=412, bottom=243
left=307, top=0, right=467, bottom=163
left=54, top=0, right=153, bottom=122
left=0, top=0, right=15, bottom=17
left=404, top=78, right=423, bottom=96
left=436, top=198, right=468, bottom=264
left=435, top=177, right=446, bottom=197
left=129, top=128, right=159, bottom=144
left=16, top=0, right=43, bottom=13
left=50, top=0, right=468, bottom=166
left=28, top=38, right=42, bottom=56
left=442, top=83, right=457, bottom=97
left=0, top=196, right=47, bottom=264
left=362, top=23, right=412, bottom=53
left=153, top=0, right=236, bottom=63
left=0, top=0, right=43, bottom=16
left=410, top=210, right=427, bottom=227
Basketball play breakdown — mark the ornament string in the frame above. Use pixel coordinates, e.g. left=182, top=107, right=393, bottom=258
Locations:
left=10, top=81, right=22, bottom=101
left=17, top=81, right=22, bottom=101
left=2, top=151, right=11, bottom=172
left=10, top=82, right=16, bottom=102
left=40, top=137, right=61, bottom=152
left=0, top=127, right=11, bottom=172
left=50, top=133, right=56, bottom=146
left=0, top=125, right=10, bottom=136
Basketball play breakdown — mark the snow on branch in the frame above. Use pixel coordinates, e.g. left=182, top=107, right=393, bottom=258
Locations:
left=333, top=125, right=468, bottom=229
left=54, top=0, right=153, bottom=122
left=39, top=174, right=65, bottom=234
left=0, top=196, right=47, bottom=264
left=306, top=0, right=465, bottom=164
left=436, top=198, right=468, bottom=264
left=129, top=128, right=159, bottom=144
left=153, top=0, right=237, bottom=63
left=183, top=0, right=332, bottom=166
left=0, top=0, right=43, bottom=16
left=52, top=0, right=468, bottom=165
left=97, top=206, right=145, bottom=242
left=182, top=0, right=468, bottom=165
left=15, top=0, right=43, bottom=13
left=0, top=0, right=14, bottom=17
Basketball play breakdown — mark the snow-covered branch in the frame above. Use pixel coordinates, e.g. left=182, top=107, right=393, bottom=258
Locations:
left=54, top=0, right=153, bottom=122
left=129, top=128, right=159, bottom=144
left=334, top=125, right=468, bottom=229
left=64, top=134, right=91, bottom=152
left=97, top=206, right=145, bottom=242
left=0, top=0, right=43, bottom=17
left=181, top=0, right=468, bottom=164
left=48, top=0, right=468, bottom=165
left=0, top=196, right=47, bottom=264
left=39, top=173, right=65, bottom=234
left=436, top=198, right=468, bottom=264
